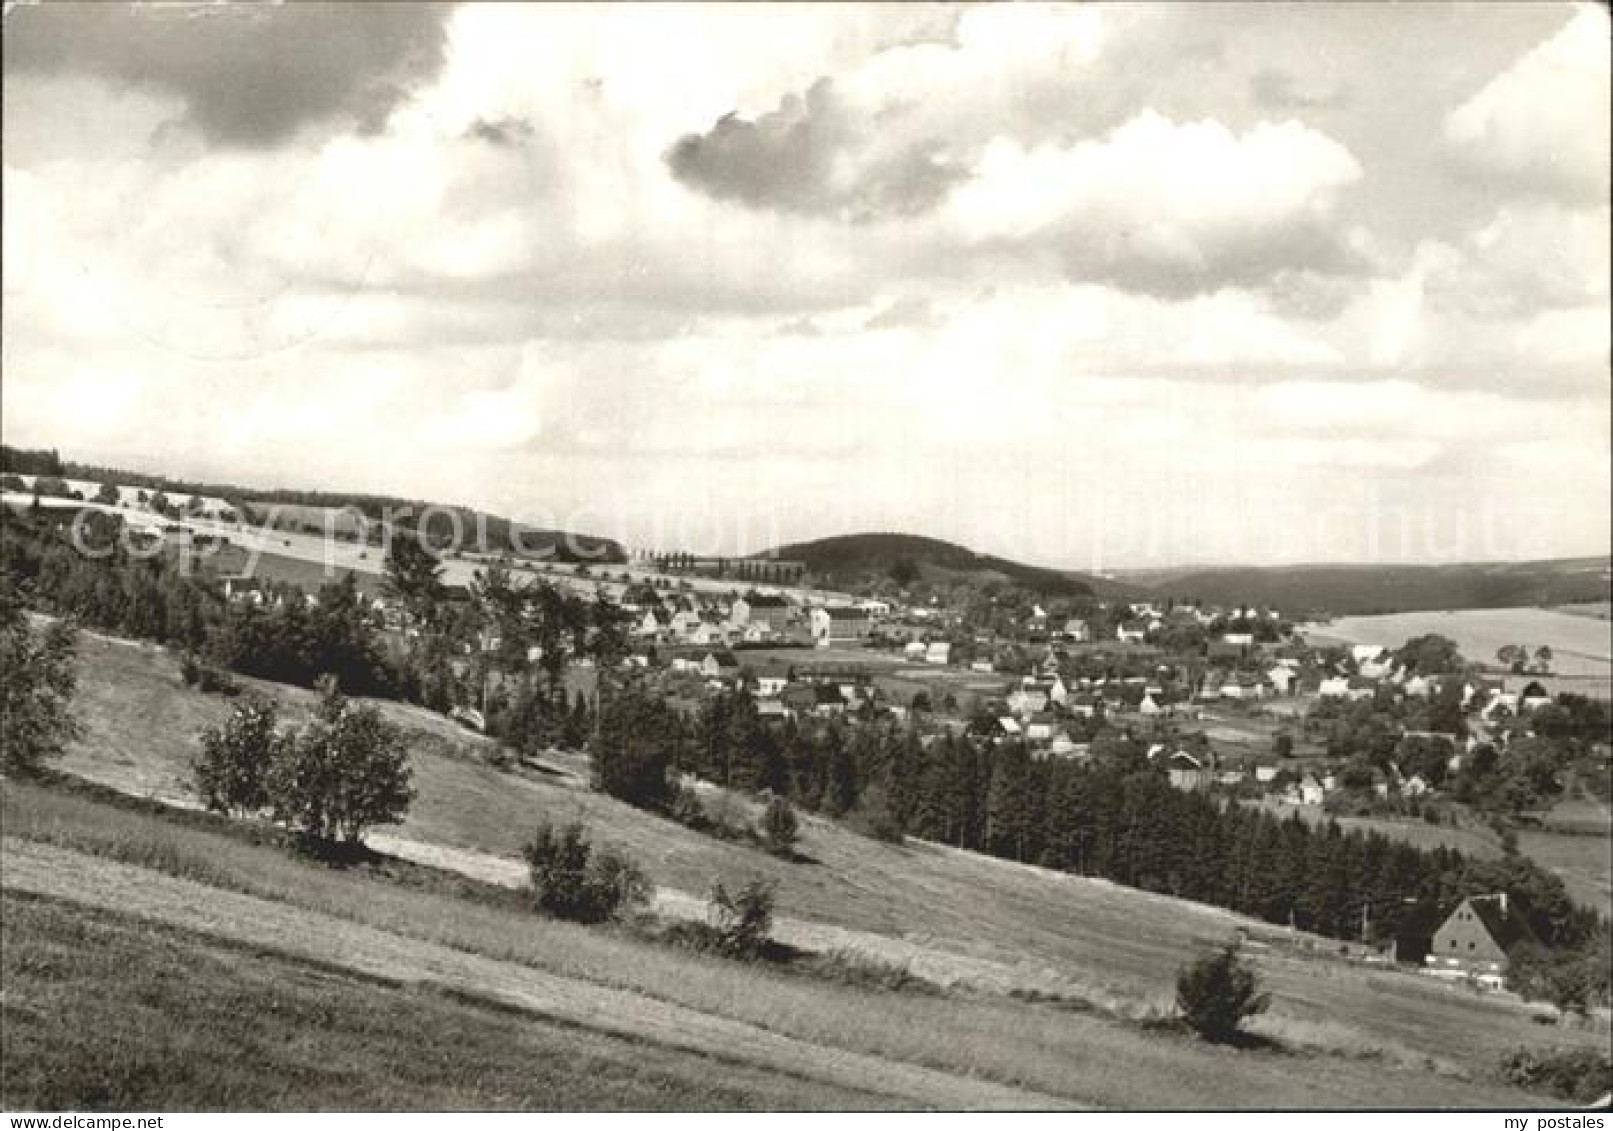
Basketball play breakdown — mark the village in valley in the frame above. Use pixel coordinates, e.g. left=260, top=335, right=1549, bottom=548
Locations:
left=3, top=0, right=1610, bottom=1115
left=5, top=460, right=1609, bottom=1008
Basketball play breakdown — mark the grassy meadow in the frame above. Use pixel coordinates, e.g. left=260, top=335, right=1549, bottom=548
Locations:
left=6, top=627, right=1608, bottom=1108
left=2, top=891, right=883, bottom=1111
left=1, top=779, right=1579, bottom=1110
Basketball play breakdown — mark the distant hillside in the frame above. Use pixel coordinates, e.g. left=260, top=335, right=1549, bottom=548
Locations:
left=0, top=443, right=624, bottom=563
left=1141, top=558, right=1612, bottom=617
left=762, top=532, right=1099, bottom=599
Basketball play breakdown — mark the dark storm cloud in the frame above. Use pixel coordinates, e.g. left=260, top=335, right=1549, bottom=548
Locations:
left=666, top=78, right=964, bottom=221
left=2, top=1, right=452, bottom=146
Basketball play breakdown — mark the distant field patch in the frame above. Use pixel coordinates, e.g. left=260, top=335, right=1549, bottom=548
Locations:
left=1555, top=601, right=1612, bottom=621
left=1304, top=607, right=1612, bottom=687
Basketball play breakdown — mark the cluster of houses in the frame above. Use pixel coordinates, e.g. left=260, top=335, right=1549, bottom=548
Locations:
left=1313, top=644, right=1552, bottom=718
left=627, top=591, right=890, bottom=649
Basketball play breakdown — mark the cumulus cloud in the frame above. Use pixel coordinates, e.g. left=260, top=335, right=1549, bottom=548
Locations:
left=1444, top=4, right=1611, bottom=201
left=2, top=2, right=1608, bottom=564
left=2, top=2, right=451, bottom=146
left=666, top=78, right=965, bottom=220
left=944, top=112, right=1365, bottom=295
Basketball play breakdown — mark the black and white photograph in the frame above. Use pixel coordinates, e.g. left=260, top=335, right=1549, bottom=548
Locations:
left=0, top=0, right=1609, bottom=1115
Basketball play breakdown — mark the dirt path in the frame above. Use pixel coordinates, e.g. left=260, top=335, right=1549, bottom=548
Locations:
left=1, top=838, right=1073, bottom=1110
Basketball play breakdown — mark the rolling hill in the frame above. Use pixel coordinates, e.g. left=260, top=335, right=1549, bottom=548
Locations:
left=761, top=533, right=1125, bottom=600
left=1124, top=558, right=1612, bottom=617
left=0, top=443, right=625, bottom=564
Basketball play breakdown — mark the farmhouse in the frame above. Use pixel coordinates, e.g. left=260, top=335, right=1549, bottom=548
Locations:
left=742, top=592, right=793, bottom=633
left=811, top=605, right=872, bottom=648
left=699, top=650, right=740, bottom=680
left=1425, top=890, right=1535, bottom=980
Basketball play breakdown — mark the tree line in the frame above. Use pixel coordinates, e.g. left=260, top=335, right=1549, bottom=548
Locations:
left=590, top=682, right=1606, bottom=966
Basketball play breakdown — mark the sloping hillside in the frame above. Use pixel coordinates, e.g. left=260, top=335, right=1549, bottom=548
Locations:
left=764, top=532, right=1103, bottom=599
left=0, top=443, right=625, bottom=563
left=41, top=627, right=1610, bottom=1101
left=1137, top=558, right=1612, bottom=617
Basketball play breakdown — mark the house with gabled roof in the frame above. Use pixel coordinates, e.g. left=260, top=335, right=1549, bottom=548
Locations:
left=811, top=605, right=872, bottom=648
left=1417, top=895, right=1537, bottom=984
left=742, top=592, right=792, bottom=633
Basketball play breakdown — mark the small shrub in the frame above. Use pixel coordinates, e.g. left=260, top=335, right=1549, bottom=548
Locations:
left=522, top=820, right=650, bottom=924
left=809, top=949, right=939, bottom=994
left=706, top=876, right=776, bottom=959
left=1499, top=1046, right=1612, bottom=1104
left=1175, top=942, right=1271, bottom=1044
left=671, top=784, right=751, bottom=842
left=759, top=794, right=799, bottom=857
left=192, top=696, right=283, bottom=817
left=669, top=782, right=707, bottom=827
left=183, top=654, right=240, bottom=696
left=264, top=681, right=414, bottom=848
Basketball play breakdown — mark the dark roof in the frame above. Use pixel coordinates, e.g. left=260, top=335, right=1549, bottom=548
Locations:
left=820, top=606, right=868, bottom=620
left=746, top=593, right=789, bottom=607
left=1465, top=897, right=1537, bottom=952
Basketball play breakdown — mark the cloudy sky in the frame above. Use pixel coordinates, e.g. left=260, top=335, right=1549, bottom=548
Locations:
left=3, top=2, right=1608, bottom=568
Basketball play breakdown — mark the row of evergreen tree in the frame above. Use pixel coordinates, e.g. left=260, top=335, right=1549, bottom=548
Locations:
left=601, top=685, right=1602, bottom=953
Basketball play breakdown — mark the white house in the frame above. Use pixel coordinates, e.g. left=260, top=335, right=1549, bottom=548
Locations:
left=1298, top=774, right=1325, bottom=806
left=1025, top=713, right=1057, bottom=742
left=810, top=606, right=872, bottom=648
left=924, top=641, right=952, bottom=665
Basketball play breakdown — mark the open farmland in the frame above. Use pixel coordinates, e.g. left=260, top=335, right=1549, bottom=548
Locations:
left=38, top=626, right=1609, bottom=1100
left=1305, top=606, right=1613, bottom=696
